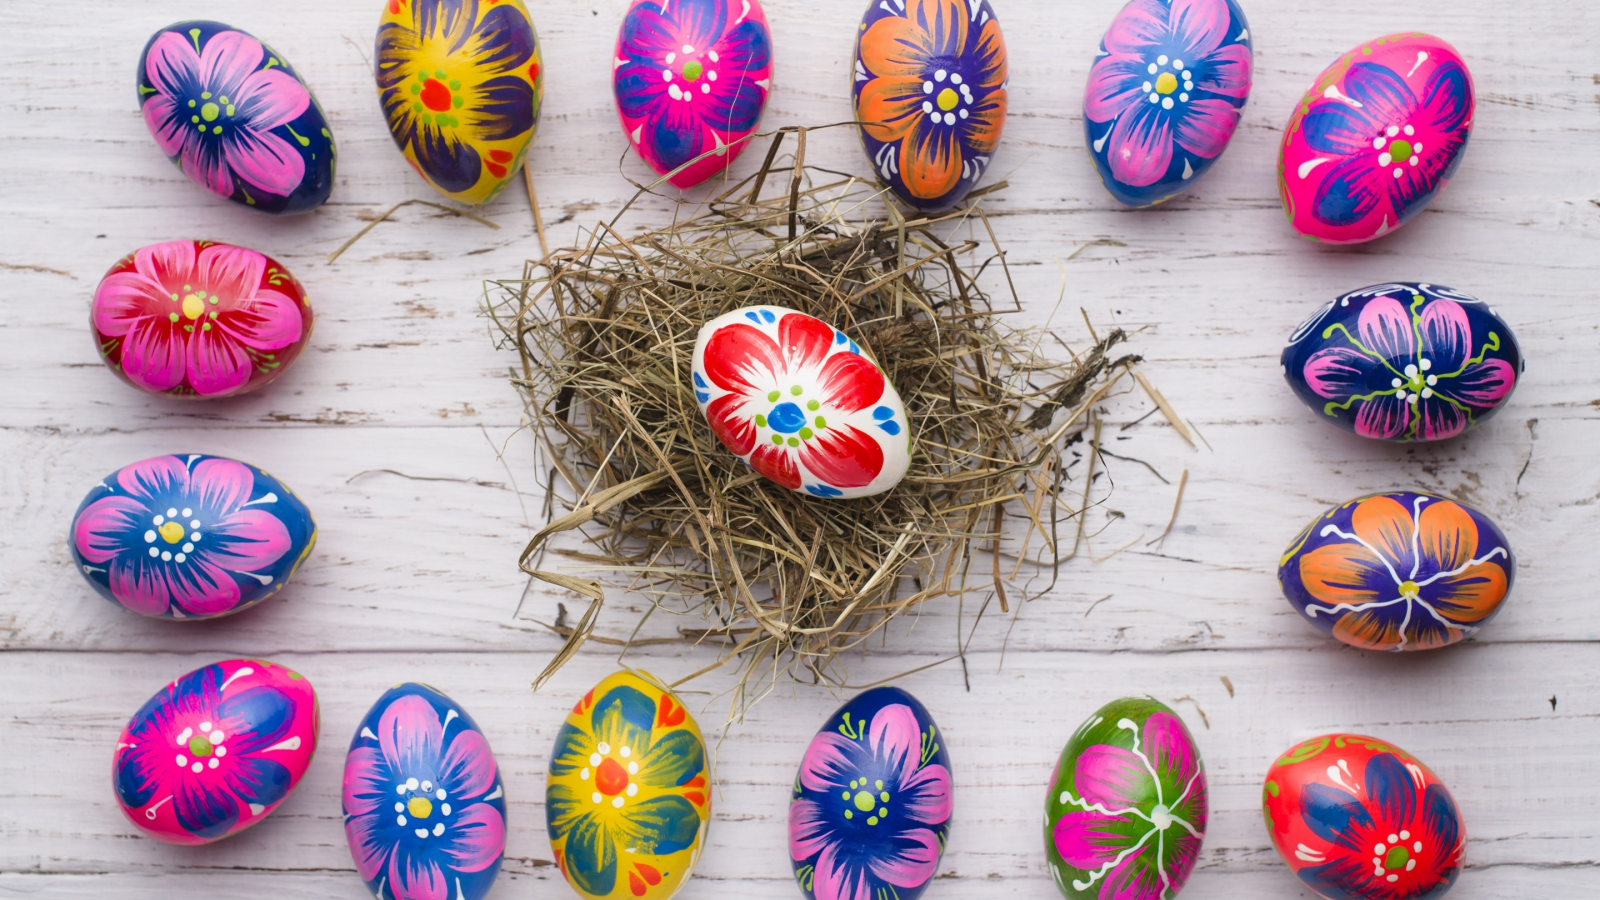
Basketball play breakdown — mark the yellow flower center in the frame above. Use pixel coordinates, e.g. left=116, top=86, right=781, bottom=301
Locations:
left=1399, top=580, right=1420, bottom=599
left=159, top=521, right=186, bottom=544
left=936, top=87, right=959, bottom=111
left=182, top=293, right=205, bottom=320
left=201, top=102, right=220, bottom=122
left=407, top=796, right=433, bottom=818
left=852, top=790, right=877, bottom=812
left=1155, top=72, right=1178, bottom=95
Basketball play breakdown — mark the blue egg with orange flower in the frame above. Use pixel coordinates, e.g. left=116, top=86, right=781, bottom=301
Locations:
left=1084, top=0, right=1253, bottom=207
left=1279, top=490, right=1516, bottom=652
left=852, top=0, right=1008, bottom=212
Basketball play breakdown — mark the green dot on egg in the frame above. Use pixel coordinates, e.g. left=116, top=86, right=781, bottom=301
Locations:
left=787, top=437, right=799, bottom=448
left=767, top=390, right=780, bottom=402
left=799, top=428, right=814, bottom=440
left=807, top=399, right=820, bottom=411
left=755, top=414, right=768, bottom=427
left=790, top=385, right=803, bottom=396
left=814, top=416, right=827, bottom=429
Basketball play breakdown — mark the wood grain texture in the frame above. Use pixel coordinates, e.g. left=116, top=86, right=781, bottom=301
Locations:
left=0, top=0, right=1595, bottom=897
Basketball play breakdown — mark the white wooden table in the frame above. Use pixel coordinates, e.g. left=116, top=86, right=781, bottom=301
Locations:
left=2, top=1, right=1595, bottom=897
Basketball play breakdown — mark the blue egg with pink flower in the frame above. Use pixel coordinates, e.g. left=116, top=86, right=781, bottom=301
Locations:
left=343, top=683, right=507, bottom=900
left=788, top=686, right=952, bottom=900
left=137, top=21, right=335, bottom=215
left=70, top=453, right=317, bottom=620
left=1282, top=283, right=1523, bottom=443
left=1084, top=0, right=1253, bottom=207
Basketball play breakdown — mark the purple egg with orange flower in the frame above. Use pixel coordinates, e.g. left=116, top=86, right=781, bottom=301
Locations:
left=853, top=0, right=1008, bottom=212
left=1279, top=490, right=1515, bottom=652
left=613, top=0, right=773, bottom=188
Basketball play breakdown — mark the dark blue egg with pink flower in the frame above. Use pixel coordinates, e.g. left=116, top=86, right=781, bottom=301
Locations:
left=343, top=683, right=507, bottom=900
left=1084, top=0, right=1253, bottom=208
left=70, top=454, right=317, bottom=620
left=137, top=21, right=335, bottom=215
left=788, top=686, right=952, bottom=900
left=1282, top=283, right=1522, bottom=443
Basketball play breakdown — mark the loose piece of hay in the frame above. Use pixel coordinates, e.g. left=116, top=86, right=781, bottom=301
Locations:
left=487, top=126, right=1142, bottom=700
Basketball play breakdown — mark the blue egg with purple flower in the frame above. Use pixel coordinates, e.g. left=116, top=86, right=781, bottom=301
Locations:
left=1085, top=0, right=1253, bottom=207
left=788, top=686, right=952, bottom=900
left=137, top=21, right=335, bottom=215
left=1282, top=283, right=1523, bottom=443
left=342, top=683, right=507, bottom=900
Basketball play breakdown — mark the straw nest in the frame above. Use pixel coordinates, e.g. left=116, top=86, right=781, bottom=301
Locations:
left=488, top=128, right=1141, bottom=704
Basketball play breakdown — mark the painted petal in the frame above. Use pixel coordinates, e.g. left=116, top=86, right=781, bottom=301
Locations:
left=816, top=352, right=886, bottom=414
left=1355, top=297, right=1415, bottom=367
left=1342, top=63, right=1418, bottom=129
left=898, top=761, right=952, bottom=826
left=114, top=739, right=162, bottom=809
left=173, top=775, right=241, bottom=841
left=378, top=694, right=445, bottom=774
left=1437, top=359, right=1515, bottom=408
left=117, top=455, right=191, bottom=500
left=142, top=95, right=189, bottom=157
left=120, top=318, right=187, bottom=393
left=544, top=782, right=588, bottom=835
left=143, top=32, right=202, bottom=98
left=209, top=509, right=292, bottom=575
left=135, top=239, right=199, bottom=293
left=441, top=802, right=506, bottom=873
left=1417, top=500, right=1479, bottom=573
left=614, top=59, right=671, bottom=119
left=1428, top=560, right=1507, bottom=624
left=615, top=795, right=701, bottom=856
left=165, top=559, right=243, bottom=617
left=907, top=0, right=968, bottom=59
left=1083, top=54, right=1148, bottom=124
left=857, top=74, right=925, bottom=145
left=375, top=21, right=421, bottom=91
left=1312, top=155, right=1385, bottom=227
left=798, top=425, right=884, bottom=490
left=867, top=826, right=940, bottom=888
left=1196, top=42, right=1252, bottom=100
left=797, top=731, right=861, bottom=793
left=192, top=243, right=264, bottom=305
left=1303, top=347, right=1385, bottom=400
left=389, top=850, right=449, bottom=900
left=1352, top=495, right=1416, bottom=571
left=467, top=2, right=535, bottom=75
left=1166, top=829, right=1204, bottom=890
left=589, top=684, right=655, bottom=750
left=73, top=496, right=146, bottom=564
left=107, top=556, right=173, bottom=616
left=1298, top=858, right=1379, bottom=900
left=219, top=288, right=304, bottom=352
left=1170, top=0, right=1231, bottom=58
left=636, top=730, right=705, bottom=788
left=414, top=0, right=479, bottom=54
left=93, top=272, right=175, bottom=338
left=961, top=88, right=1006, bottom=155
left=1416, top=396, right=1467, bottom=441
left=813, top=843, right=873, bottom=900
left=1365, top=752, right=1418, bottom=829
left=972, top=20, right=1007, bottom=90
left=223, top=129, right=306, bottom=198
left=714, top=18, right=772, bottom=76
left=859, top=15, right=930, bottom=79
left=1102, top=0, right=1169, bottom=56
left=1332, top=608, right=1407, bottom=651
left=703, top=321, right=782, bottom=394
left=414, top=124, right=483, bottom=195
left=189, top=457, right=255, bottom=516
left=696, top=23, right=770, bottom=134
left=198, top=30, right=266, bottom=99
left=468, top=74, right=535, bottom=143
left=897, top=116, right=963, bottom=201
left=1173, top=97, right=1239, bottom=160
left=787, top=799, right=836, bottom=861
left=1423, top=783, right=1462, bottom=856
left=215, top=684, right=294, bottom=752
left=777, top=312, right=835, bottom=372
left=1418, top=299, right=1471, bottom=372
left=1105, top=102, right=1174, bottom=189
left=344, top=809, right=390, bottom=880
left=706, top=393, right=757, bottom=456
left=1423, top=61, right=1474, bottom=133
left=1144, top=712, right=1199, bottom=789
left=547, top=722, right=592, bottom=779
left=181, top=139, right=237, bottom=198
left=232, top=69, right=311, bottom=132
left=617, top=5, right=679, bottom=66
left=1300, top=782, right=1373, bottom=851
left=438, top=729, right=498, bottom=799
left=1299, top=542, right=1389, bottom=607
left=1051, top=810, right=1134, bottom=869
left=341, top=746, right=389, bottom=817
left=868, top=703, right=925, bottom=785
left=1354, top=393, right=1411, bottom=441
left=1074, top=744, right=1155, bottom=809
left=1407, top=614, right=1462, bottom=650
left=1101, top=847, right=1164, bottom=900
left=221, top=755, right=292, bottom=807
left=750, top=443, right=803, bottom=490
left=184, top=325, right=253, bottom=396
left=665, top=0, right=728, bottom=51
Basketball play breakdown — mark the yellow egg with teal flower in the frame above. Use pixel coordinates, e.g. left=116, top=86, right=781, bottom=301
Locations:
left=375, top=0, right=544, bottom=206
left=546, top=671, right=711, bottom=900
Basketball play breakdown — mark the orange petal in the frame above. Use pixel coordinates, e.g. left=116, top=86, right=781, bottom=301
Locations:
left=973, top=19, right=1008, bottom=90
left=859, top=16, right=930, bottom=77
left=1406, top=614, right=1465, bottom=650
left=1428, top=561, right=1508, bottom=623
left=908, top=0, right=969, bottom=60
left=962, top=89, right=1006, bottom=155
left=1417, top=500, right=1479, bottom=573
left=898, top=118, right=962, bottom=200
left=1299, top=542, right=1388, bottom=607
left=1332, top=609, right=1404, bottom=651
left=1352, top=496, right=1415, bottom=570
left=857, top=74, right=925, bottom=144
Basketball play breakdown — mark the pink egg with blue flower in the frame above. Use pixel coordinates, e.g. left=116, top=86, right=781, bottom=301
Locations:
left=788, top=686, right=953, bottom=900
left=113, top=659, right=319, bottom=845
left=343, top=683, right=507, bottom=900
left=613, top=0, right=772, bottom=188
left=692, top=306, right=911, bottom=499
left=70, top=453, right=317, bottom=620
left=1282, top=283, right=1522, bottom=443
left=1085, top=0, right=1253, bottom=208
left=1279, top=34, right=1474, bottom=243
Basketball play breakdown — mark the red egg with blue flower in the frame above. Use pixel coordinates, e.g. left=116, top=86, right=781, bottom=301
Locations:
left=113, top=659, right=319, bottom=845
left=1264, top=734, right=1466, bottom=900
left=1279, top=34, right=1475, bottom=243
left=613, top=0, right=773, bottom=188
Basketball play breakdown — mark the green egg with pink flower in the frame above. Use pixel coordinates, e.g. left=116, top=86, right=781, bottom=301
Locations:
left=1044, top=697, right=1209, bottom=899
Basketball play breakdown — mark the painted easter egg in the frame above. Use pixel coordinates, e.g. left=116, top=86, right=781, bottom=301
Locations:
left=1279, top=491, right=1515, bottom=652
left=137, top=21, right=335, bottom=215
left=343, top=683, right=507, bottom=900
left=1084, top=0, right=1252, bottom=208
left=788, top=686, right=952, bottom=900
left=1282, top=283, right=1521, bottom=442
left=1264, top=734, right=1465, bottom=900
left=547, top=671, right=711, bottom=900
left=1044, top=697, right=1207, bottom=899
left=1279, top=34, right=1474, bottom=243
left=113, top=659, right=318, bottom=845
left=853, top=0, right=1008, bottom=212
left=70, top=453, right=317, bottom=620
left=90, top=240, right=314, bottom=399
left=691, top=306, right=912, bottom=499
left=613, top=0, right=772, bottom=188
left=376, top=0, right=544, bottom=206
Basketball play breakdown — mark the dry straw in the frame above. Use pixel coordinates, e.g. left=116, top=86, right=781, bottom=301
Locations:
left=486, top=126, right=1141, bottom=706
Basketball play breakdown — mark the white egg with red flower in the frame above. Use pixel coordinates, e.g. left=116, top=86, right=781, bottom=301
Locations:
left=691, top=306, right=911, bottom=499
